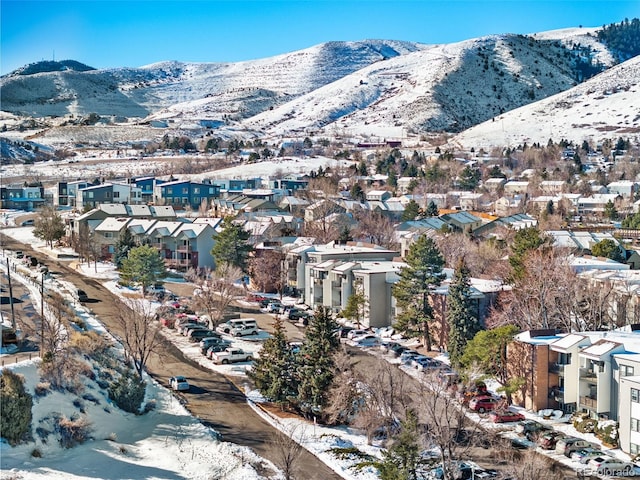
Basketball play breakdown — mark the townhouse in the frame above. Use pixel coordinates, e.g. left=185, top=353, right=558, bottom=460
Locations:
left=508, top=328, right=640, bottom=455
left=0, top=183, right=46, bottom=211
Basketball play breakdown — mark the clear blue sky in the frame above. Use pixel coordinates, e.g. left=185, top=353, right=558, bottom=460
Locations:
left=1, top=0, right=638, bottom=75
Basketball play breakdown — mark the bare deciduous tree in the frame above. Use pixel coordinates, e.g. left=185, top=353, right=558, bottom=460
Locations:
left=414, top=371, right=486, bottom=480
left=248, top=249, right=285, bottom=295
left=186, top=265, right=244, bottom=327
left=114, top=298, right=165, bottom=379
left=353, top=210, right=398, bottom=250
left=271, top=422, right=307, bottom=480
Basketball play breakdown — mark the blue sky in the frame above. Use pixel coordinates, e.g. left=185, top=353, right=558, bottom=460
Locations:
left=1, top=0, right=638, bottom=75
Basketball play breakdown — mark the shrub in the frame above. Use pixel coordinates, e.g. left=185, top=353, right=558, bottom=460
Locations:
left=108, top=369, right=146, bottom=414
left=143, top=399, right=156, bottom=413
left=31, top=448, right=42, bottom=458
left=69, top=331, right=111, bottom=358
left=574, top=416, right=597, bottom=433
left=39, top=354, right=87, bottom=393
left=0, top=369, right=33, bottom=445
left=595, top=420, right=619, bottom=447
left=34, top=382, right=51, bottom=397
left=56, top=415, right=92, bottom=448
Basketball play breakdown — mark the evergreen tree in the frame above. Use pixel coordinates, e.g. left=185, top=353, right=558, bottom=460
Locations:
left=0, top=370, right=33, bottom=446
left=457, top=166, right=481, bottom=191
left=341, top=285, right=367, bottom=328
left=376, top=410, right=423, bottom=480
left=446, top=259, right=481, bottom=367
left=338, top=225, right=353, bottom=243
left=113, top=228, right=136, bottom=268
left=604, top=200, right=619, bottom=220
left=401, top=200, right=421, bottom=221
left=357, top=160, right=368, bottom=176
left=387, top=169, right=398, bottom=188
left=591, top=239, right=625, bottom=262
left=248, top=316, right=298, bottom=406
left=296, top=306, right=340, bottom=418
left=392, top=235, right=445, bottom=351
left=350, top=183, right=365, bottom=201
left=487, top=165, right=506, bottom=178
left=211, top=217, right=253, bottom=272
left=508, top=227, right=549, bottom=280
left=425, top=200, right=439, bottom=217
left=119, top=245, right=167, bottom=295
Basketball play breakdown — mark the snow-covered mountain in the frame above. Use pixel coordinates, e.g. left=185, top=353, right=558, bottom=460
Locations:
left=0, top=40, right=424, bottom=118
left=450, top=54, right=640, bottom=149
left=1, top=26, right=637, bottom=145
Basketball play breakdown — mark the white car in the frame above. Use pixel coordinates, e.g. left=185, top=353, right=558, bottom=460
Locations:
left=169, top=376, right=190, bottom=391
left=349, top=334, right=381, bottom=347
left=210, top=348, right=254, bottom=365
left=588, top=456, right=635, bottom=476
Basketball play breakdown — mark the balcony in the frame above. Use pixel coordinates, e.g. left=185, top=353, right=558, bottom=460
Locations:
left=152, top=243, right=168, bottom=251
left=176, top=244, right=194, bottom=252
left=579, top=368, right=598, bottom=381
left=549, top=363, right=568, bottom=374
left=579, top=395, right=598, bottom=410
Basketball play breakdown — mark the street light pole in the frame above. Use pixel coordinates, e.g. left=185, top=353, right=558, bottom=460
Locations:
left=40, top=273, right=44, bottom=358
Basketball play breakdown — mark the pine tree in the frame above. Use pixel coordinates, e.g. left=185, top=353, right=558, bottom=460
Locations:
left=119, top=245, right=167, bottom=295
left=113, top=228, right=136, bottom=268
left=392, top=235, right=445, bottom=351
left=0, top=370, right=33, bottom=446
left=425, top=200, right=439, bottom=217
left=376, top=410, right=423, bottom=480
left=509, top=227, right=549, bottom=280
left=446, top=259, right=481, bottom=367
left=211, top=217, right=253, bottom=272
left=248, top=316, right=298, bottom=406
left=296, top=307, right=340, bottom=418
left=401, top=200, right=420, bottom=221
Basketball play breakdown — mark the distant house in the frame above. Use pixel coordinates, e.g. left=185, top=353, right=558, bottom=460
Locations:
left=439, top=211, right=483, bottom=234
left=154, top=180, right=220, bottom=210
left=539, top=180, right=566, bottom=195
left=0, top=183, right=46, bottom=211
left=366, top=190, right=392, bottom=202
left=76, top=182, right=143, bottom=210
left=55, top=180, right=91, bottom=207
left=503, top=181, right=530, bottom=195
left=608, top=181, right=638, bottom=198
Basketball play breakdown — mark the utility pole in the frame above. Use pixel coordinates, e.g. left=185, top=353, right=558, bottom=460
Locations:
left=6, top=258, right=16, bottom=330
left=40, top=273, right=44, bottom=358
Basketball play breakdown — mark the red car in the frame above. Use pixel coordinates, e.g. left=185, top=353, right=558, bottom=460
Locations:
left=468, top=396, right=499, bottom=413
left=489, top=410, right=525, bottom=423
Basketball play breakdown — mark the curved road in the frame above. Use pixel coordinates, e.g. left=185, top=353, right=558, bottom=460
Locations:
left=0, top=232, right=341, bottom=480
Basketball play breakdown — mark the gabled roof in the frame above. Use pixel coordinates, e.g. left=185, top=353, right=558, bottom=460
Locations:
left=550, top=334, right=589, bottom=352
left=580, top=339, right=624, bottom=360
left=94, top=217, right=131, bottom=233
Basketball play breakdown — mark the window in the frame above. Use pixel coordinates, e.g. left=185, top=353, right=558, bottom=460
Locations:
left=193, top=187, right=200, bottom=194
left=182, top=188, right=189, bottom=194
left=114, top=191, right=120, bottom=198
left=88, top=192, right=94, bottom=199
left=632, top=418, right=640, bottom=432
left=194, top=197, right=200, bottom=205
left=558, top=353, right=572, bottom=365
left=632, top=388, right=640, bottom=403
left=632, top=444, right=640, bottom=455
left=105, top=191, right=112, bottom=199
left=103, top=232, right=114, bottom=238
left=622, top=365, right=635, bottom=377
left=209, top=187, right=214, bottom=194
left=182, top=197, right=189, bottom=204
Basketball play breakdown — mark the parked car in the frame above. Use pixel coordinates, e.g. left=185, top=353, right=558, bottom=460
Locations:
left=538, top=431, right=567, bottom=450
left=588, top=456, right=635, bottom=476
left=288, top=308, right=311, bottom=321
left=570, top=448, right=603, bottom=464
left=489, top=410, right=525, bottom=423
left=266, top=302, right=283, bottom=313
left=556, top=437, right=596, bottom=457
left=210, top=348, right=254, bottom=364
left=200, top=338, right=230, bottom=355
left=468, top=396, right=499, bottom=413
left=216, top=318, right=258, bottom=335
left=246, top=293, right=268, bottom=303
left=412, top=356, right=444, bottom=371
left=188, top=329, right=219, bottom=342
left=350, top=335, right=381, bottom=347
left=206, top=344, right=232, bottom=358
left=184, top=325, right=210, bottom=337
left=346, top=329, right=368, bottom=340
left=516, top=420, right=551, bottom=441
left=337, top=326, right=355, bottom=339
left=177, top=322, right=204, bottom=336
left=169, top=376, right=189, bottom=391
left=399, top=350, right=421, bottom=364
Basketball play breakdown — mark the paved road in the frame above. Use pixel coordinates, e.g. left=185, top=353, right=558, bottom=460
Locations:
left=0, top=232, right=342, bottom=480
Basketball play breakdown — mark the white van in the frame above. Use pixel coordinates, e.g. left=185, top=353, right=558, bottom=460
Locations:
left=216, top=318, right=258, bottom=336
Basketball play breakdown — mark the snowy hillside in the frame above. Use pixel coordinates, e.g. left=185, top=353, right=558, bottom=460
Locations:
left=450, top=54, right=640, bottom=149
left=0, top=40, right=424, bottom=118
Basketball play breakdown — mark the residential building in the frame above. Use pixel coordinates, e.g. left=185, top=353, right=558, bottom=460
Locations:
left=0, top=183, right=46, bottom=211
left=76, top=182, right=142, bottom=210
left=154, top=180, right=220, bottom=210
